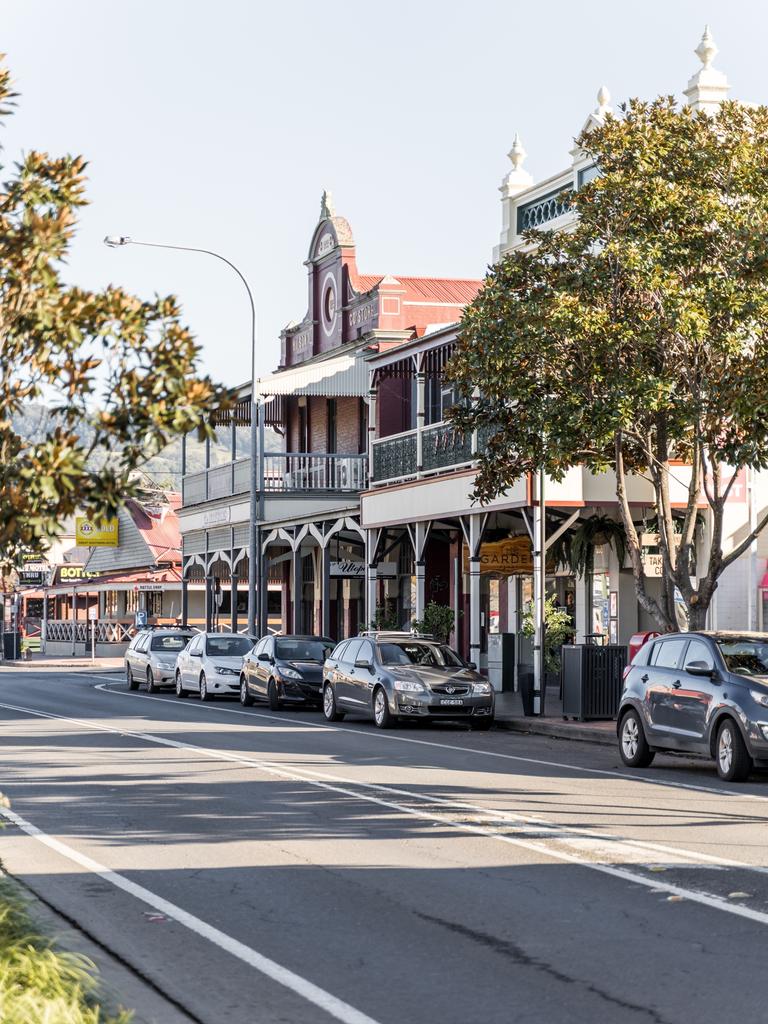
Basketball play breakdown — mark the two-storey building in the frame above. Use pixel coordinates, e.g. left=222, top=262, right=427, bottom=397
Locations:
left=361, top=29, right=768, bottom=681
left=179, top=193, right=481, bottom=640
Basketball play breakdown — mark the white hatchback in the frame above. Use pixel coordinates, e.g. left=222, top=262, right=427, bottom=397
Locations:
left=175, top=633, right=256, bottom=701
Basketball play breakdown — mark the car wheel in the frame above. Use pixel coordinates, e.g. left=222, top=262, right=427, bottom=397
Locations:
left=146, top=668, right=157, bottom=695
left=267, top=679, right=282, bottom=711
left=323, top=683, right=344, bottom=722
left=200, top=673, right=213, bottom=702
left=716, top=719, right=751, bottom=782
left=126, top=665, right=139, bottom=691
left=175, top=671, right=187, bottom=699
left=619, top=710, right=655, bottom=768
left=470, top=717, right=494, bottom=731
left=373, top=687, right=396, bottom=729
left=240, top=676, right=254, bottom=707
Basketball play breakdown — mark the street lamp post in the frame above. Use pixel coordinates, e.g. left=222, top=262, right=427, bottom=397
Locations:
left=103, top=236, right=263, bottom=637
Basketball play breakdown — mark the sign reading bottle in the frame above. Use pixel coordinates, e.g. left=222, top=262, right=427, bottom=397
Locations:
left=75, top=517, right=119, bottom=547
left=462, top=537, right=534, bottom=576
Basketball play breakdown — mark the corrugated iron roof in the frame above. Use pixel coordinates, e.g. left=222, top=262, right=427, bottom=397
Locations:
left=352, top=274, right=481, bottom=306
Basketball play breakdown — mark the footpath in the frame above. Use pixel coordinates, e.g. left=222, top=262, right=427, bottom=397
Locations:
left=0, top=654, right=124, bottom=672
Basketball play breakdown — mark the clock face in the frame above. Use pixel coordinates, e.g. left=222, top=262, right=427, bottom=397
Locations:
left=321, top=271, right=338, bottom=337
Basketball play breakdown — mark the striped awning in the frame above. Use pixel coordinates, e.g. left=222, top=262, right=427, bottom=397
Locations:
left=257, top=351, right=369, bottom=397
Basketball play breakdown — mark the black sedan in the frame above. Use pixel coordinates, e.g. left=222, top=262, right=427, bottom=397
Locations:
left=240, top=634, right=335, bottom=710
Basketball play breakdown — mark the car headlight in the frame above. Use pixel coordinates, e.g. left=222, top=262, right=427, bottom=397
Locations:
left=393, top=679, right=426, bottom=693
left=280, top=667, right=302, bottom=680
left=750, top=689, right=768, bottom=707
left=215, top=667, right=238, bottom=676
left=472, top=682, right=492, bottom=695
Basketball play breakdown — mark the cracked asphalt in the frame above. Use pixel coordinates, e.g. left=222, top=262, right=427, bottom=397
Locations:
left=2, top=668, right=768, bottom=1024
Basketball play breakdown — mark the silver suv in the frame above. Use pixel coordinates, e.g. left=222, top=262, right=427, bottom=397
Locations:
left=322, top=631, right=495, bottom=729
left=125, top=629, right=195, bottom=693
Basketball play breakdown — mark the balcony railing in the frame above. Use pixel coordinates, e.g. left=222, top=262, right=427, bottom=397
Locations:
left=373, top=430, right=417, bottom=483
left=263, top=453, right=367, bottom=492
left=372, top=421, right=476, bottom=484
left=182, top=453, right=368, bottom=505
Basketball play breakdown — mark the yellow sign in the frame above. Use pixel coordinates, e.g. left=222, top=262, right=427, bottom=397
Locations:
left=75, top=517, right=119, bottom=547
left=463, top=536, right=534, bottom=576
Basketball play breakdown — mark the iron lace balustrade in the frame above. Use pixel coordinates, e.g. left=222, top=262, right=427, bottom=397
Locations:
left=517, top=186, right=573, bottom=233
left=372, top=430, right=417, bottom=483
left=422, top=422, right=473, bottom=472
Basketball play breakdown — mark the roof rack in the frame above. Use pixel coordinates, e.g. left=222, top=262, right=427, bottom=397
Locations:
left=359, top=629, right=436, bottom=641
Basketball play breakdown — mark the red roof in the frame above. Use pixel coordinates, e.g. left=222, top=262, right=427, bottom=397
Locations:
left=128, top=495, right=182, bottom=567
left=352, top=274, right=481, bottom=306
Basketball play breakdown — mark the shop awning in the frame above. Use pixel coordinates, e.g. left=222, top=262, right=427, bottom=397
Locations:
left=43, top=567, right=182, bottom=595
left=258, top=351, right=368, bottom=397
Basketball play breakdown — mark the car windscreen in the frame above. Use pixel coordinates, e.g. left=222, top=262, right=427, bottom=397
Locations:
left=378, top=642, right=464, bottom=668
left=206, top=636, right=253, bottom=657
left=275, top=639, right=331, bottom=662
left=150, top=635, right=192, bottom=652
left=715, top=639, right=768, bottom=676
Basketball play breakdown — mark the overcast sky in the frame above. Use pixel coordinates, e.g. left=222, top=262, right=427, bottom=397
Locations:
left=3, top=1, right=765, bottom=386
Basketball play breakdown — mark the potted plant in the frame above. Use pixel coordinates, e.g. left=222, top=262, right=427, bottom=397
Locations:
left=412, top=602, right=455, bottom=645
left=522, top=595, right=575, bottom=678
left=550, top=514, right=627, bottom=576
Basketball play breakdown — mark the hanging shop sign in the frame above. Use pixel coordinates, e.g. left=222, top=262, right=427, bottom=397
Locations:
left=18, top=557, right=49, bottom=586
left=462, top=537, right=534, bottom=576
left=330, top=560, right=365, bottom=578
left=56, top=566, right=103, bottom=583
left=75, top=517, right=119, bottom=547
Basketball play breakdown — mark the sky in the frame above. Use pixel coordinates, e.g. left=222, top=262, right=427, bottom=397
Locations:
left=2, top=0, right=765, bottom=387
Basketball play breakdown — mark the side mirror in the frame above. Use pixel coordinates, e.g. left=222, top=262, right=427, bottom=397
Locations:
left=466, top=661, right=477, bottom=671
left=685, top=660, right=714, bottom=677
left=355, top=658, right=373, bottom=670
left=258, top=652, right=272, bottom=663
left=190, top=650, right=201, bottom=659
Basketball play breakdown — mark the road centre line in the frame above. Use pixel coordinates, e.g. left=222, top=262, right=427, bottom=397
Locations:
left=85, top=675, right=768, bottom=804
left=0, top=803, right=380, bottom=1024
left=3, top=697, right=768, bottom=926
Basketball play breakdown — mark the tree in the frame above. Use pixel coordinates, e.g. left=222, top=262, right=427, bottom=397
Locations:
left=448, top=96, right=768, bottom=632
left=0, top=58, right=226, bottom=565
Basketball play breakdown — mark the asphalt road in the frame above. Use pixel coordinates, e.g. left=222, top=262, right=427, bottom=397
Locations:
left=2, top=670, right=768, bottom=1024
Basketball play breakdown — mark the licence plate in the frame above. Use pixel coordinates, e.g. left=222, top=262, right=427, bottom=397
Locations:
left=440, top=698, right=463, bottom=705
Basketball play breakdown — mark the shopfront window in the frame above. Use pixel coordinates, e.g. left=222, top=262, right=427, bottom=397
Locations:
left=590, top=573, right=610, bottom=640
left=104, top=591, right=118, bottom=617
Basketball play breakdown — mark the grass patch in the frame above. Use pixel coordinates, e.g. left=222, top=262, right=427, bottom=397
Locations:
left=0, top=870, right=132, bottom=1023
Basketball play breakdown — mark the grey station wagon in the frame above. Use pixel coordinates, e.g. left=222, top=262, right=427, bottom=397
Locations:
left=322, top=631, right=495, bottom=729
left=618, top=631, right=768, bottom=782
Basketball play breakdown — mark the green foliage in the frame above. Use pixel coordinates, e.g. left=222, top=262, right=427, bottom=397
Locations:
left=522, top=595, right=575, bottom=674
left=0, top=795, right=131, bottom=1022
left=0, top=56, right=228, bottom=567
left=370, top=606, right=399, bottom=631
left=412, top=601, right=455, bottom=644
left=551, top=515, right=626, bottom=576
left=448, top=95, right=768, bottom=630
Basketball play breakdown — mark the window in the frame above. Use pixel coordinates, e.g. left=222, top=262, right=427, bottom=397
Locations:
left=358, top=398, right=367, bottom=454
left=188, top=635, right=203, bottom=655
left=126, top=590, right=139, bottom=614
left=343, top=639, right=363, bottom=664
left=715, top=638, right=768, bottom=676
left=151, top=633, right=193, bottom=652
left=378, top=642, right=464, bottom=668
left=275, top=638, right=332, bottom=662
left=298, top=405, right=308, bottom=452
left=104, top=591, right=118, bottom=617
left=146, top=592, right=163, bottom=617
left=331, top=641, right=349, bottom=662
left=651, top=639, right=687, bottom=669
left=684, top=639, right=714, bottom=671
left=134, top=633, right=150, bottom=653
left=327, top=399, right=337, bottom=453
left=356, top=640, right=374, bottom=664
left=206, top=635, right=254, bottom=657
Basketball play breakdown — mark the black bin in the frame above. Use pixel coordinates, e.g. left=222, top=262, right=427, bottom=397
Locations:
left=3, top=631, right=21, bottom=660
left=561, top=644, right=627, bottom=721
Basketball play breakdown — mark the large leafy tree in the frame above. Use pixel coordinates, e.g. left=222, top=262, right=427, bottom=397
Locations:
left=0, top=58, right=226, bottom=564
left=448, top=96, right=768, bottom=632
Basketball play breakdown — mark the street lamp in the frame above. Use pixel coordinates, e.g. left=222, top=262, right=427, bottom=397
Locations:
left=103, top=235, right=263, bottom=637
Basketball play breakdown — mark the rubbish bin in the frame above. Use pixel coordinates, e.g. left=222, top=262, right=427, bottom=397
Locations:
left=562, top=644, right=628, bottom=720
left=3, top=631, right=21, bottom=660
left=487, top=633, right=516, bottom=693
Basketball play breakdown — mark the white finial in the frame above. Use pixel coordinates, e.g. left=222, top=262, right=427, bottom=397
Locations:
left=695, top=24, right=718, bottom=69
left=320, top=189, right=335, bottom=219
left=595, top=85, right=611, bottom=115
left=508, top=133, right=527, bottom=171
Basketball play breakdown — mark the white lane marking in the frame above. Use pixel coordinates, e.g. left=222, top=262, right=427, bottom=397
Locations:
left=0, top=816, right=379, bottom=1024
left=3, top=698, right=768, bottom=926
left=86, top=677, right=768, bottom=804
